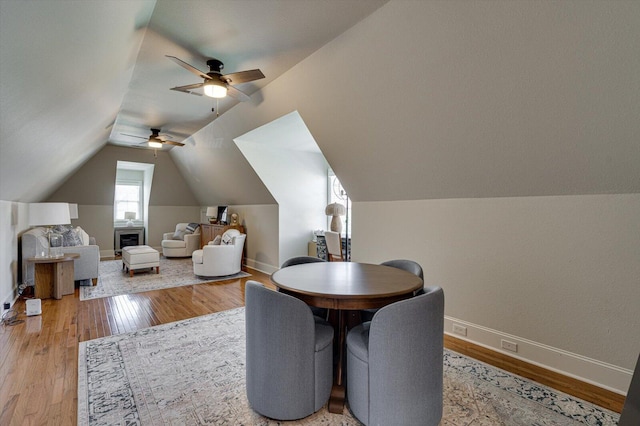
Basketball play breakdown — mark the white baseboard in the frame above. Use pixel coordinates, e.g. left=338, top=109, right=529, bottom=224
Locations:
left=445, top=316, right=632, bottom=395
left=244, top=259, right=277, bottom=275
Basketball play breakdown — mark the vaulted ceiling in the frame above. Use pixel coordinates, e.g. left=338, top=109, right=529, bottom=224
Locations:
left=1, top=1, right=638, bottom=205
left=0, top=0, right=387, bottom=202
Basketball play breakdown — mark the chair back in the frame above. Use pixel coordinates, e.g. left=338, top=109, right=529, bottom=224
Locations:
left=380, top=259, right=424, bottom=280
left=281, top=256, right=326, bottom=268
left=245, top=281, right=318, bottom=419
left=369, top=286, right=444, bottom=425
left=324, top=231, right=343, bottom=261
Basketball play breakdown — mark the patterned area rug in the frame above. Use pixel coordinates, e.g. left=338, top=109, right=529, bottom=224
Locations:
left=78, top=308, right=620, bottom=425
left=79, top=258, right=251, bottom=300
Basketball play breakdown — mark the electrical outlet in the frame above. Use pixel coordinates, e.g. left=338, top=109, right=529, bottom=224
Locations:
left=452, top=323, right=467, bottom=336
left=3, top=302, right=9, bottom=310
left=501, top=339, right=518, bottom=352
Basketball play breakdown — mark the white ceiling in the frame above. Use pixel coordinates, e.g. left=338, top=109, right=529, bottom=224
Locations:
left=0, top=0, right=387, bottom=202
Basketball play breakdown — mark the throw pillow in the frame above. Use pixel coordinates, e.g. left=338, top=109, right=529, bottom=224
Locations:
left=75, top=227, right=90, bottom=245
left=185, top=222, right=200, bottom=233
left=53, top=225, right=83, bottom=247
left=173, top=229, right=186, bottom=241
left=221, top=233, right=234, bottom=245
left=212, top=235, right=222, bottom=245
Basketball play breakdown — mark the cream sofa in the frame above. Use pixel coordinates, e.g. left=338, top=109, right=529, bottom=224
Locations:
left=21, top=226, right=100, bottom=286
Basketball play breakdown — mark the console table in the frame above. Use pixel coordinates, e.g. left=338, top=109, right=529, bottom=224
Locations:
left=200, top=223, right=244, bottom=248
left=27, top=253, right=80, bottom=299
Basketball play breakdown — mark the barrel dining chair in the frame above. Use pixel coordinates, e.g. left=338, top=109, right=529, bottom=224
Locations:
left=360, top=259, right=424, bottom=322
left=245, top=281, right=334, bottom=420
left=346, top=286, right=444, bottom=426
left=281, top=256, right=328, bottom=319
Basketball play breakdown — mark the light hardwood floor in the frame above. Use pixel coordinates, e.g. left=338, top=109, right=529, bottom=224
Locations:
left=0, top=266, right=623, bottom=425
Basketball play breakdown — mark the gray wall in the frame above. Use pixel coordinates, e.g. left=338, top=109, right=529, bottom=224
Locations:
left=47, top=145, right=200, bottom=255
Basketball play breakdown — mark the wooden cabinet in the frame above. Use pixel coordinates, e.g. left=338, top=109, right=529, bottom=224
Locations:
left=200, top=223, right=245, bottom=248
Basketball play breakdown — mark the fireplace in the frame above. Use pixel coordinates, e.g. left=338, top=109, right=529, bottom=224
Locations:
left=114, top=227, right=145, bottom=255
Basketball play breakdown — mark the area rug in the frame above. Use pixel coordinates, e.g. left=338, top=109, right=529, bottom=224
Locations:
left=78, top=308, right=619, bottom=425
left=79, top=258, right=251, bottom=301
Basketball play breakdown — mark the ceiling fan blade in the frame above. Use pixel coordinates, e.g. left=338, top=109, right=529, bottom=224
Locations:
left=162, top=140, right=185, bottom=147
left=169, top=83, right=204, bottom=96
left=222, top=69, right=265, bottom=85
left=121, top=133, right=148, bottom=140
left=166, top=55, right=211, bottom=80
left=226, top=85, right=251, bottom=102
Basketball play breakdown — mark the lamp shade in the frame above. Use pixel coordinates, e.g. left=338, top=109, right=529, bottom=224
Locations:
left=29, top=203, right=71, bottom=226
left=325, top=203, right=346, bottom=217
left=206, top=206, right=217, bottom=217
left=124, top=212, right=136, bottom=220
left=68, top=203, right=79, bottom=220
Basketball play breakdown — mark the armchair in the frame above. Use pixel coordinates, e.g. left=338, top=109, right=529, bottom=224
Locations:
left=161, top=223, right=201, bottom=258
left=192, top=229, right=246, bottom=277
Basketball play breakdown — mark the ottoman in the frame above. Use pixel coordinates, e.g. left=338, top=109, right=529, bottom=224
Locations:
left=122, top=245, right=160, bottom=277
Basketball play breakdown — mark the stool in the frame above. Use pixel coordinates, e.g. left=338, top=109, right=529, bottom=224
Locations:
left=122, top=245, right=160, bottom=277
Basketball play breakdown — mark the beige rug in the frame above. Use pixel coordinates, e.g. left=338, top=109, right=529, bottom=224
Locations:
left=78, top=307, right=619, bottom=425
left=79, top=257, right=250, bottom=300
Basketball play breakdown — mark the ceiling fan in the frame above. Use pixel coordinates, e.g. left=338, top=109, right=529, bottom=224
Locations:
left=166, top=55, right=265, bottom=101
left=121, top=128, right=185, bottom=148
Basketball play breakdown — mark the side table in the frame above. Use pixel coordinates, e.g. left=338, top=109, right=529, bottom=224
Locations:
left=27, top=253, right=80, bottom=299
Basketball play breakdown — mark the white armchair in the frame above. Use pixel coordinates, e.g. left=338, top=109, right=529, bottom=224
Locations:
left=161, top=223, right=201, bottom=258
left=192, top=229, right=246, bottom=277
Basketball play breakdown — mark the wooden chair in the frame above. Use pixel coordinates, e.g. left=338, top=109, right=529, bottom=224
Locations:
left=324, top=231, right=344, bottom=261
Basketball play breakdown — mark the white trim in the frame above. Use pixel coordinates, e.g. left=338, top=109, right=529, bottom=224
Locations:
left=445, top=316, right=632, bottom=395
left=244, top=259, right=277, bottom=275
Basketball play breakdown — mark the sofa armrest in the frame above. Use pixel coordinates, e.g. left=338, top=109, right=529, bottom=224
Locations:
left=163, top=232, right=174, bottom=241
left=184, top=233, right=201, bottom=252
left=62, top=245, right=99, bottom=281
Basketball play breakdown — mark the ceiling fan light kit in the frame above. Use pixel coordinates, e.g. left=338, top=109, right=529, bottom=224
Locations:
left=203, top=79, right=227, bottom=98
left=148, top=140, right=163, bottom=149
left=166, top=55, right=264, bottom=102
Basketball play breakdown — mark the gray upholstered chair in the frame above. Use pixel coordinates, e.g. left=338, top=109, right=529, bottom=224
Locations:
left=281, top=256, right=326, bottom=268
left=347, top=286, right=444, bottom=426
left=280, top=256, right=328, bottom=319
left=360, top=259, right=425, bottom=322
left=245, top=281, right=334, bottom=420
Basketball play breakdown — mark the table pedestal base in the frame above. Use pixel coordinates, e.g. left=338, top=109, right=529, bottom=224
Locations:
left=328, top=385, right=346, bottom=414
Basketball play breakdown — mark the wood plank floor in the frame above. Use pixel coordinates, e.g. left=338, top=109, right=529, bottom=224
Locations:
left=0, top=266, right=624, bottom=425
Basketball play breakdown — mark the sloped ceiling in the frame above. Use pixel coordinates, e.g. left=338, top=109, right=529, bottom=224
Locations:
left=1, top=0, right=638, bottom=205
left=0, top=0, right=387, bottom=203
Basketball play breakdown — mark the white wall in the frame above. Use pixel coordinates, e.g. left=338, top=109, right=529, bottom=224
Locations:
left=353, top=194, right=640, bottom=393
left=0, top=200, right=29, bottom=311
left=230, top=204, right=279, bottom=274
left=235, top=111, right=328, bottom=267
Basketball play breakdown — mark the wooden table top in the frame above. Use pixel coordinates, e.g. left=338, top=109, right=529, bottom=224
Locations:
left=27, top=253, right=80, bottom=263
left=270, top=262, right=423, bottom=310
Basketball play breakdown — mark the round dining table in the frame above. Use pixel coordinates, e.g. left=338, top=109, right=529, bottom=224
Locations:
left=270, top=261, right=423, bottom=413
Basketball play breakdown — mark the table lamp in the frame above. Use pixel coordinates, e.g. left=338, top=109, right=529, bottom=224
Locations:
left=68, top=203, right=79, bottom=220
left=206, top=206, right=218, bottom=224
left=124, top=212, right=136, bottom=227
left=28, top=202, right=71, bottom=258
left=325, top=202, right=346, bottom=233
